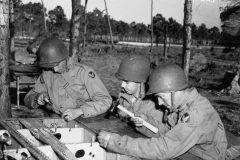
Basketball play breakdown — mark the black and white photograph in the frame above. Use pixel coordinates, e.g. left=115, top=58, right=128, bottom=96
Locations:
left=0, top=0, right=240, bottom=159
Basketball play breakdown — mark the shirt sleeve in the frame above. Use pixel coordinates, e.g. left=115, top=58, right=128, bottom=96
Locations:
left=135, top=101, right=169, bottom=137
left=117, top=93, right=132, bottom=118
left=24, top=74, right=47, bottom=109
left=107, top=117, right=204, bottom=160
left=79, top=68, right=112, bottom=118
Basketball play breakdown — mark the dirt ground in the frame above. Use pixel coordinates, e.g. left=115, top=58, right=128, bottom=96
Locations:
left=11, top=44, right=240, bottom=140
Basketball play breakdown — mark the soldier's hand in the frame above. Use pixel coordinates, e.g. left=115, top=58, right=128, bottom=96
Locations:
left=97, top=131, right=111, bottom=148
left=131, top=113, right=148, bottom=127
left=118, top=109, right=130, bottom=118
left=36, top=92, right=49, bottom=106
left=62, top=108, right=83, bottom=121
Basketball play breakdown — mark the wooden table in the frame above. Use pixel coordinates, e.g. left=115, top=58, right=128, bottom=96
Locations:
left=75, top=114, right=203, bottom=160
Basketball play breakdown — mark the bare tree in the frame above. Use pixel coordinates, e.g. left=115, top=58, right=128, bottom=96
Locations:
left=151, top=0, right=153, bottom=51
left=70, top=0, right=82, bottom=62
left=83, top=0, right=88, bottom=48
left=0, top=0, right=12, bottom=118
left=9, top=0, right=14, bottom=52
left=182, top=0, right=192, bottom=81
left=41, top=0, right=47, bottom=34
left=104, top=0, right=114, bottom=49
left=9, top=0, right=15, bottom=65
left=163, top=25, right=167, bottom=60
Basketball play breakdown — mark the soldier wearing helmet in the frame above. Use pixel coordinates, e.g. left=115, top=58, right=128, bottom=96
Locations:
left=24, top=37, right=112, bottom=120
left=114, top=55, right=165, bottom=137
left=98, top=63, right=228, bottom=160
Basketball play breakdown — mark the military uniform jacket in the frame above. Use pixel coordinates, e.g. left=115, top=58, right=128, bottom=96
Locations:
left=119, top=92, right=166, bottom=137
left=107, top=88, right=227, bottom=160
left=24, top=59, right=112, bottom=118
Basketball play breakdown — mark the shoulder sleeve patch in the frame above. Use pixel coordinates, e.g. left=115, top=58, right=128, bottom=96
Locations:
left=88, top=71, right=95, bottom=78
left=181, top=112, right=190, bottom=123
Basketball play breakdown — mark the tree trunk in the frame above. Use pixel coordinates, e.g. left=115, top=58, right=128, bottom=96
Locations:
left=9, top=0, right=15, bottom=62
left=41, top=0, right=47, bottom=34
left=9, top=0, right=14, bottom=52
left=151, top=0, right=153, bottom=51
left=83, top=0, right=88, bottom=49
left=70, top=0, right=82, bottom=62
left=154, top=36, right=159, bottom=66
left=164, top=26, right=167, bottom=60
left=104, top=0, right=114, bottom=49
left=182, top=0, right=192, bottom=81
left=168, top=36, right=171, bottom=49
left=0, top=0, right=12, bottom=118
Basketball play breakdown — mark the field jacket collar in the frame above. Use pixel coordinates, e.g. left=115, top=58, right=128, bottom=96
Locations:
left=171, top=87, right=199, bottom=113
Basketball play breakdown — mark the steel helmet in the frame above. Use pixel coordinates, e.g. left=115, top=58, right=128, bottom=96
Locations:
left=115, top=55, right=151, bottom=83
left=36, top=37, right=69, bottom=68
left=147, top=63, right=188, bottom=94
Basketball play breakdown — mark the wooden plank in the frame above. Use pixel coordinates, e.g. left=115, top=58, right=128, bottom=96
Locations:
left=75, top=114, right=203, bottom=160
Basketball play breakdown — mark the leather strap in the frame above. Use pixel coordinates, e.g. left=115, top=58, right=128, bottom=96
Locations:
left=56, top=74, right=85, bottom=106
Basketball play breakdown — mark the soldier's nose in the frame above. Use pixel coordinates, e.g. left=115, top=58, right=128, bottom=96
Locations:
left=158, top=97, right=164, bottom=106
left=121, top=81, right=127, bottom=88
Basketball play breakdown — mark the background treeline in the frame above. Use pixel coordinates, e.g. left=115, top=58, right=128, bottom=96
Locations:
left=14, top=0, right=237, bottom=47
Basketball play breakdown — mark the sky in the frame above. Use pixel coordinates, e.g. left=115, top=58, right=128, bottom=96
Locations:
left=21, top=0, right=222, bottom=29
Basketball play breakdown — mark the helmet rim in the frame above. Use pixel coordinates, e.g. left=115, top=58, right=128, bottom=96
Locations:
left=36, top=37, right=69, bottom=68
left=115, top=55, right=150, bottom=83
left=147, top=63, right=188, bottom=95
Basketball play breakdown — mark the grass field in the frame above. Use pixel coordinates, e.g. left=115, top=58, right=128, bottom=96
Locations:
left=12, top=43, right=240, bottom=138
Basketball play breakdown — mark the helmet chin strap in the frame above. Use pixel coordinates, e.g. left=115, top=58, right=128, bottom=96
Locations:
left=163, top=91, right=176, bottom=122
left=139, top=83, right=145, bottom=98
left=170, top=91, right=176, bottom=111
left=132, top=83, right=142, bottom=98
left=66, top=58, right=71, bottom=72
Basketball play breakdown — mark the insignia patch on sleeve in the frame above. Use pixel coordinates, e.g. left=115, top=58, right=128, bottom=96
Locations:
left=88, top=71, right=95, bottom=78
left=181, top=112, right=190, bottom=123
